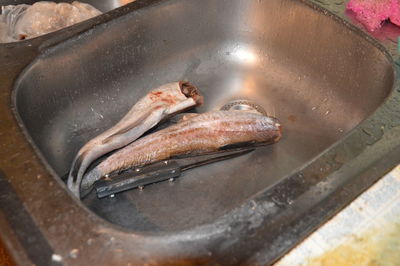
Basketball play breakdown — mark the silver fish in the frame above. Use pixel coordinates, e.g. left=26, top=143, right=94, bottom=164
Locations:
left=81, top=111, right=282, bottom=194
left=67, top=81, right=203, bottom=197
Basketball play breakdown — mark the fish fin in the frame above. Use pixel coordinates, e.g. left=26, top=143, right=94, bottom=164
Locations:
left=218, top=141, right=258, bottom=150
left=165, top=112, right=199, bottom=124
left=171, top=149, right=215, bottom=159
left=179, top=113, right=200, bottom=121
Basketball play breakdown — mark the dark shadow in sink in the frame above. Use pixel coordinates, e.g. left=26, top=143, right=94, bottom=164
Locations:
left=14, top=0, right=393, bottom=232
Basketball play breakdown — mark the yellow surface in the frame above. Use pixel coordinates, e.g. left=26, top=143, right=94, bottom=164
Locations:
left=309, top=223, right=400, bottom=266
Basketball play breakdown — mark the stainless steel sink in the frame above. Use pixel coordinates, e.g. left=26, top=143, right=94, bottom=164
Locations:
left=14, top=0, right=393, bottom=231
left=1, top=0, right=400, bottom=265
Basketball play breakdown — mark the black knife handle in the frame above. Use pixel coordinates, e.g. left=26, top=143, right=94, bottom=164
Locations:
left=94, top=160, right=181, bottom=198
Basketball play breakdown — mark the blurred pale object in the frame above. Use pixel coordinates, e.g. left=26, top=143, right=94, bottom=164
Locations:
left=1, top=1, right=102, bottom=41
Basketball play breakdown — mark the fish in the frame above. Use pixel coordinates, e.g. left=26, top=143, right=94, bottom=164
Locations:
left=81, top=111, right=282, bottom=195
left=67, top=81, right=203, bottom=197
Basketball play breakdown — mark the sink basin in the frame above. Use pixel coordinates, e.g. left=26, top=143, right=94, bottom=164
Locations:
left=1, top=0, right=399, bottom=264
left=14, top=0, right=393, bottom=231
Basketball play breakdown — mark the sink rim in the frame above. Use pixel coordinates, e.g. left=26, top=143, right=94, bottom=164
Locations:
left=1, top=0, right=400, bottom=264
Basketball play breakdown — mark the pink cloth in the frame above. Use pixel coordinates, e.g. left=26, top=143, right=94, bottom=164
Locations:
left=347, top=0, right=400, bottom=31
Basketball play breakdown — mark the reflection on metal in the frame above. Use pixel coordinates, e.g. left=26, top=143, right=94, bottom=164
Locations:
left=232, top=46, right=258, bottom=65
left=220, top=99, right=267, bottom=116
left=82, top=0, right=136, bottom=12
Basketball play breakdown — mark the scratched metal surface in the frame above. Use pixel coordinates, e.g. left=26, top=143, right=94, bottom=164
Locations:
left=277, top=1, right=400, bottom=264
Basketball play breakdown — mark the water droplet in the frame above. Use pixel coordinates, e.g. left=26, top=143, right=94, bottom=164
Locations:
left=52, top=254, right=63, bottom=262
left=69, top=249, right=79, bottom=259
left=325, top=110, right=330, bottom=115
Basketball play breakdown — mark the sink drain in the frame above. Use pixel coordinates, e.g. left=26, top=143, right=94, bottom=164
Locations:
left=220, top=100, right=268, bottom=116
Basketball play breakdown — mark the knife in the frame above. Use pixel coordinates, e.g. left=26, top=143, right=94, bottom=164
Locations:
left=93, top=147, right=255, bottom=198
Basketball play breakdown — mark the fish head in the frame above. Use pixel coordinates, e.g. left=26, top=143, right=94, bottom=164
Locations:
left=179, top=81, right=204, bottom=106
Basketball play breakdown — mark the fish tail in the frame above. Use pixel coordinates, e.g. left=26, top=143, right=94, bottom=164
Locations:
left=81, top=167, right=103, bottom=193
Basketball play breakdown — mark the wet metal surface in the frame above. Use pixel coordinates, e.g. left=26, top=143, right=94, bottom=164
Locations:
left=14, top=0, right=393, bottom=232
left=0, top=0, right=400, bottom=265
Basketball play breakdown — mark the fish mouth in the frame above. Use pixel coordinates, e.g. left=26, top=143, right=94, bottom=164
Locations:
left=179, top=81, right=204, bottom=106
left=220, top=99, right=282, bottom=142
